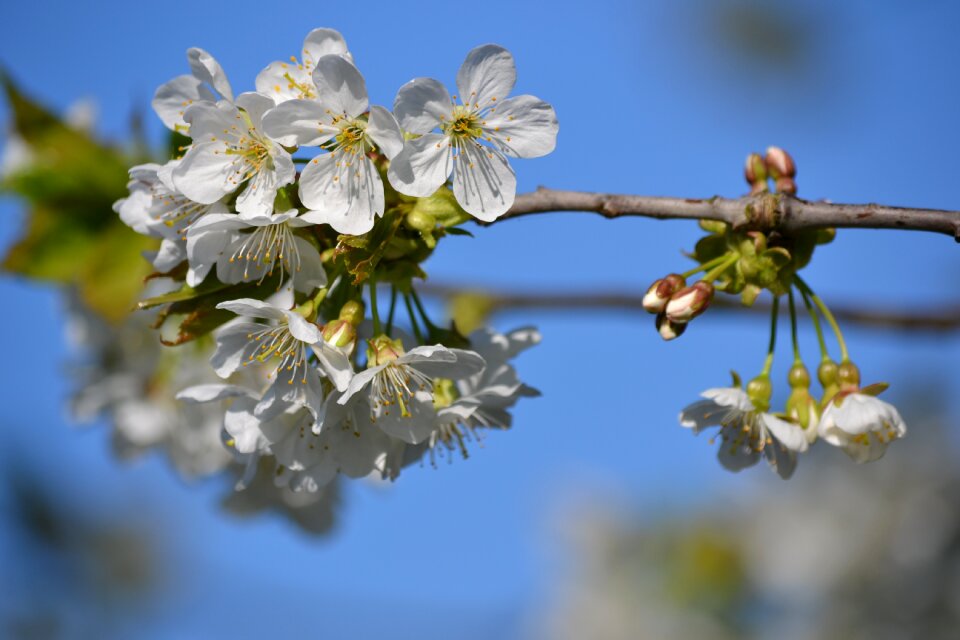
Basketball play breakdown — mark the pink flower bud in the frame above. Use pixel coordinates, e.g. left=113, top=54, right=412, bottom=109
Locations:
left=665, top=282, right=714, bottom=323
left=656, top=312, right=687, bottom=341
left=765, top=146, right=796, bottom=178
left=642, top=273, right=686, bottom=313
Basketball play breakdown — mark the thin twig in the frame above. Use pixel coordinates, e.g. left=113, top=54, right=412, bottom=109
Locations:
left=418, top=283, right=960, bottom=332
left=489, top=188, right=960, bottom=240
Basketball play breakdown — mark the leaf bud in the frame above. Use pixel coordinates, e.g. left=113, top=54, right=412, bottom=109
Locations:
left=744, top=152, right=768, bottom=185
left=642, top=273, right=686, bottom=313
left=665, top=282, right=714, bottom=323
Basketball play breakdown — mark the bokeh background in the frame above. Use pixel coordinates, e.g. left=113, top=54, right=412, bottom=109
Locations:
left=2, top=0, right=960, bottom=637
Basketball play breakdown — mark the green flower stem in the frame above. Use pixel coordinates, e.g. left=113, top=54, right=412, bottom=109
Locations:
left=701, top=253, right=739, bottom=284
left=403, top=293, right=425, bottom=344
left=795, top=276, right=849, bottom=362
left=385, top=286, right=398, bottom=336
left=410, top=288, right=438, bottom=332
left=788, top=288, right=801, bottom=363
left=369, top=280, right=382, bottom=336
left=680, top=253, right=732, bottom=280
left=796, top=284, right=830, bottom=362
left=760, top=295, right=780, bottom=376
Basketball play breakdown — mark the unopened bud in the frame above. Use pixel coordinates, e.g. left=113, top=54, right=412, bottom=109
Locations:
left=642, top=273, right=686, bottom=313
left=339, top=300, right=365, bottom=326
left=405, top=209, right=436, bottom=233
left=665, top=282, right=714, bottom=323
left=321, top=319, right=356, bottom=350
left=775, top=176, right=797, bottom=195
left=656, top=312, right=687, bottom=341
left=765, top=146, right=796, bottom=178
left=744, top=153, right=768, bottom=185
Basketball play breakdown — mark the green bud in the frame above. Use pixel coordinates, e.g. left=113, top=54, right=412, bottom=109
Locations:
left=339, top=300, right=365, bottom=326
left=818, top=359, right=839, bottom=387
left=405, top=209, right=436, bottom=233
left=746, top=375, right=772, bottom=411
left=815, top=228, right=836, bottom=245
left=321, top=319, right=357, bottom=350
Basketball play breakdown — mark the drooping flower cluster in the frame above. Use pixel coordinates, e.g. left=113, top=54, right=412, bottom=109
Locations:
left=110, top=28, right=552, bottom=522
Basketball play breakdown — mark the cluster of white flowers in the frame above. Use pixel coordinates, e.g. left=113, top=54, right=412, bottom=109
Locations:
left=680, top=373, right=907, bottom=479
left=111, top=28, right=551, bottom=521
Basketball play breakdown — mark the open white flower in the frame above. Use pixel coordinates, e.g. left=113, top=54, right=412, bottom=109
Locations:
left=185, top=209, right=326, bottom=292
left=173, top=93, right=294, bottom=218
left=115, top=160, right=226, bottom=272
left=339, top=337, right=485, bottom=445
left=387, top=44, right=558, bottom=221
left=819, top=394, right=907, bottom=463
left=679, top=387, right=809, bottom=479
left=262, top=55, right=403, bottom=235
left=255, top=28, right=352, bottom=103
left=210, top=299, right=332, bottom=421
left=153, top=47, right=234, bottom=133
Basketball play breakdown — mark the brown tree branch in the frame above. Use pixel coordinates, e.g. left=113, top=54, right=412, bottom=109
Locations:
left=491, top=188, right=960, bottom=240
left=418, top=283, right=960, bottom=332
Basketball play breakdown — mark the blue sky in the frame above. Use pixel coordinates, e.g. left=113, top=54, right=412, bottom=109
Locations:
left=2, top=1, right=960, bottom=637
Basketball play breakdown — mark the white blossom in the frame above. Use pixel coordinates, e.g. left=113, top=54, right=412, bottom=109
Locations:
left=262, top=55, right=404, bottom=235
left=153, top=47, right=234, bottom=133
left=388, top=44, right=558, bottom=220
left=185, top=209, right=326, bottom=292
left=255, top=28, right=352, bottom=103
left=819, top=393, right=907, bottom=463
left=173, top=93, right=294, bottom=218
left=679, top=387, right=809, bottom=479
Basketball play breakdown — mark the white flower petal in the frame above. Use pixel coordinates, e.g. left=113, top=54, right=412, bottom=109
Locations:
left=210, top=322, right=265, bottom=377
left=235, top=92, right=276, bottom=130
left=290, top=236, right=328, bottom=293
left=177, top=384, right=256, bottom=403
left=393, top=78, right=451, bottom=134
left=701, top=387, right=752, bottom=411
left=152, top=238, right=186, bottom=272
left=283, top=310, right=321, bottom=343
left=761, top=413, right=809, bottom=453
left=261, top=99, right=337, bottom=147
left=187, top=47, right=233, bottom=102
left=311, top=55, right=369, bottom=118
left=311, top=342, right=354, bottom=392
left=298, top=153, right=351, bottom=216
left=386, top=134, right=451, bottom=197
left=366, top=105, right=404, bottom=159
left=483, top=94, right=558, bottom=158
left=452, top=143, right=516, bottom=221
left=302, top=156, right=383, bottom=235
left=171, top=141, right=234, bottom=204
left=456, top=44, right=516, bottom=110
left=152, top=74, right=214, bottom=131
left=255, top=61, right=315, bottom=103
left=375, top=390, right=437, bottom=444
left=302, top=28, right=351, bottom=67
left=216, top=298, right=287, bottom=320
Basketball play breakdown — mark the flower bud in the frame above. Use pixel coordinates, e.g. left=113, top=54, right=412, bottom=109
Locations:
left=642, top=273, right=686, bottom=313
left=665, top=282, right=714, bottom=323
left=765, top=146, right=796, bottom=178
left=339, top=300, right=365, bottom=326
left=405, top=209, right=436, bottom=233
left=655, top=312, right=687, bottom=341
left=321, top=319, right=357, bottom=351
